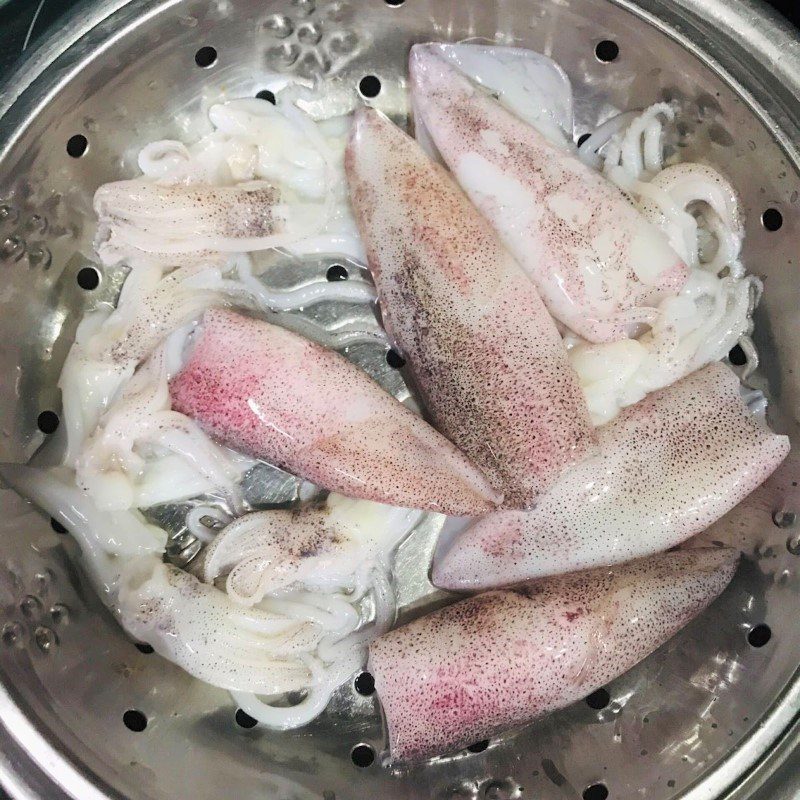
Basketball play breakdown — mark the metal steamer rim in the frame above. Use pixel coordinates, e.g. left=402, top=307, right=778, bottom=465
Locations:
left=1, top=1, right=800, bottom=799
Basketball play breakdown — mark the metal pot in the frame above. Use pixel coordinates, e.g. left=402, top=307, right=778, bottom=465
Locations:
left=0, top=0, right=799, bottom=798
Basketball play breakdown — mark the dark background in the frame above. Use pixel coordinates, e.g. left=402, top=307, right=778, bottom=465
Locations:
left=767, top=0, right=800, bottom=26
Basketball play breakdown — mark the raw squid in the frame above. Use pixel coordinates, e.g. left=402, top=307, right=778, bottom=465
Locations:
left=94, top=98, right=355, bottom=266
left=568, top=107, right=761, bottom=423
left=371, top=547, right=738, bottom=761
left=196, top=494, right=422, bottom=607
left=88, top=257, right=377, bottom=372
left=433, top=363, right=788, bottom=590
left=412, top=43, right=574, bottom=156
left=346, top=108, right=595, bottom=507
left=119, top=555, right=325, bottom=694
left=0, top=464, right=166, bottom=596
left=170, top=308, right=500, bottom=514
left=77, top=341, right=253, bottom=512
left=94, top=181, right=299, bottom=261
left=409, top=43, right=689, bottom=343
left=123, top=493, right=421, bottom=725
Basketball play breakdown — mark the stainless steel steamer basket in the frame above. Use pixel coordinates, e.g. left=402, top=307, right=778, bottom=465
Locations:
left=1, top=0, right=800, bottom=798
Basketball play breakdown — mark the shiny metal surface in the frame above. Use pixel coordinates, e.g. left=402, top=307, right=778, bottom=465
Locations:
left=0, top=0, right=800, bottom=799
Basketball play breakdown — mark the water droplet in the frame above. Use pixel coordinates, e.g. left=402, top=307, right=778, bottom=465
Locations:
left=50, top=603, right=70, bottom=626
left=33, top=571, right=53, bottom=595
left=787, top=533, right=800, bottom=555
left=19, top=595, right=42, bottom=619
left=0, top=205, right=19, bottom=225
left=1, top=622, right=23, bottom=647
left=34, top=626, right=58, bottom=652
left=1, top=236, right=25, bottom=262
left=25, top=215, right=47, bottom=235
left=28, top=246, right=52, bottom=269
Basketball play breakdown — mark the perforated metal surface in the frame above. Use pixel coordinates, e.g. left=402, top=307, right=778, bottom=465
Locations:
left=1, top=1, right=800, bottom=799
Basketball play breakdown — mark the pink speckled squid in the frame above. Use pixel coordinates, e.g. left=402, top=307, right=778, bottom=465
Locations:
left=409, top=44, right=690, bottom=343
left=370, top=547, right=738, bottom=761
left=169, top=309, right=500, bottom=515
left=434, top=362, right=789, bottom=590
left=346, top=108, right=595, bottom=508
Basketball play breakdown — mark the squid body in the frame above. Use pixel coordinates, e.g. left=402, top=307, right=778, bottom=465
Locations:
left=409, top=43, right=689, bottom=343
left=170, top=308, right=500, bottom=515
left=434, top=363, right=788, bottom=590
left=346, top=108, right=595, bottom=507
left=371, top=547, right=738, bottom=761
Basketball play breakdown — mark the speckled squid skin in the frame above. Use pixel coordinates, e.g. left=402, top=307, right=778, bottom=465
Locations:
left=169, top=309, right=500, bottom=515
left=370, top=547, right=739, bottom=762
left=345, top=108, right=596, bottom=508
left=434, top=362, right=789, bottom=589
left=409, top=45, right=689, bottom=344
left=94, top=180, right=282, bottom=263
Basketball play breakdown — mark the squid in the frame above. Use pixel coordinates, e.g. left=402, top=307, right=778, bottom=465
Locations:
left=118, top=555, right=324, bottom=694
left=0, top=463, right=166, bottom=596
left=412, top=43, right=575, bottom=159
left=434, top=363, right=788, bottom=590
left=346, top=108, right=595, bottom=507
left=196, top=494, right=422, bottom=607
left=371, top=547, right=739, bottom=761
left=169, top=308, right=500, bottom=515
left=76, top=343, right=253, bottom=512
left=409, top=43, right=689, bottom=343
left=93, top=98, right=337, bottom=266
left=93, top=180, right=311, bottom=265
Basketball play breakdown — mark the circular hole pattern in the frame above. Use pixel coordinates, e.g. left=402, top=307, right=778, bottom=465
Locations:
left=354, top=671, right=375, bottom=695
left=50, top=518, right=67, bottom=534
left=37, top=411, right=59, bottom=435
left=195, top=46, right=218, bottom=68
left=577, top=133, right=591, bottom=147
left=583, top=784, right=609, bottom=800
left=762, top=208, right=783, bottom=232
left=586, top=687, right=610, bottom=710
left=595, top=40, right=619, bottom=63
left=467, top=739, right=489, bottom=753
left=728, top=344, right=747, bottom=366
left=123, top=709, right=148, bottom=732
left=297, top=23, right=323, bottom=45
left=772, top=509, right=797, bottom=528
left=386, top=349, right=406, bottom=369
left=66, top=135, right=89, bottom=159
left=748, top=623, right=772, bottom=648
left=77, top=266, right=100, bottom=290
left=351, top=743, right=375, bottom=767
left=235, top=708, right=258, bottom=729
left=384, top=0, right=405, bottom=5
left=135, top=642, right=154, bottom=654
left=256, top=89, right=276, bottom=104
left=787, top=533, right=800, bottom=555
left=358, top=75, right=382, bottom=99
left=326, top=264, right=349, bottom=282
